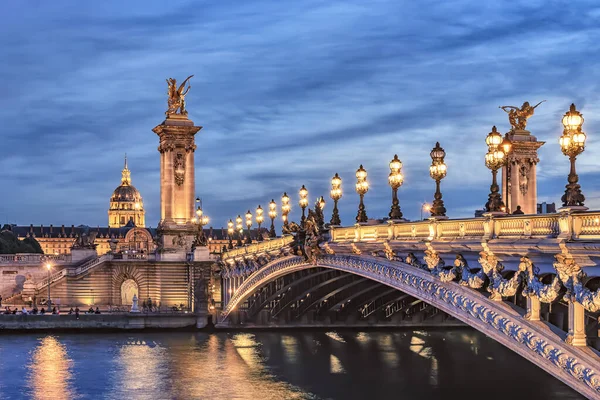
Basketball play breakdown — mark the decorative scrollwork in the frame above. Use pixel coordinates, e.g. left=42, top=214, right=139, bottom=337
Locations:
left=322, top=243, right=335, bottom=255
left=479, top=251, right=521, bottom=300
left=553, top=253, right=583, bottom=302
left=519, top=256, right=562, bottom=303
left=455, top=254, right=485, bottom=289
left=351, top=243, right=361, bottom=255
left=174, top=153, right=185, bottom=186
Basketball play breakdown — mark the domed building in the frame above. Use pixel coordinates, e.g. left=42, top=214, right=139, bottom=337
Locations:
left=108, top=155, right=145, bottom=228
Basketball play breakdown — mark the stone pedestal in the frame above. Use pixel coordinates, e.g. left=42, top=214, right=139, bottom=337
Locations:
left=153, top=114, right=202, bottom=226
left=193, top=246, right=210, bottom=261
left=71, top=248, right=98, bottom=263
left=501, top=129, right=544, bottom=215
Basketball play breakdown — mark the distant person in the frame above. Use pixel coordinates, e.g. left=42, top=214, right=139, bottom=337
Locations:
left=69, top=308, right=74, bottom=315
left=75, top=307, right=80, bottom=320
left=3, top=307, right=9, bottom=315
left=0, top=294, right=3, bottom=307
left=94, top=307, right=101, bottom=314
left=40, top=308, right=46, bottom=315
left=21, top=307, right=28, bottom=315
left=11, top=308, right=17, bottom=315
left=147, top=298, right=153, bottom=312
left=88, top=307, right=94, bottom=314
left=32, top=306, right=38, bottom=315
left=52, top=307, right=58, bottom=315
left=512, top=205, right=525, bottom=215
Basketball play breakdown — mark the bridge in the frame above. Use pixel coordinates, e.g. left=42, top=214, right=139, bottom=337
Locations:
left=217, top=211, right=600, bottom=399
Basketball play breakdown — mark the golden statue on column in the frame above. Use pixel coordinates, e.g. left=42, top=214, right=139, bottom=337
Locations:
left=166, top=75, right=194, bottom=116
left=499, top=100, right=545, bottom=131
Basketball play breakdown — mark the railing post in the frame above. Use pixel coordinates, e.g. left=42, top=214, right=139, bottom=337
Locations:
left=482, top=214, right=494, bottom=240
left=567, top=301, right=587, bottom=346
left=558, top=209, right=574, bottom=240
left=525, top=296, right=541, bottom=321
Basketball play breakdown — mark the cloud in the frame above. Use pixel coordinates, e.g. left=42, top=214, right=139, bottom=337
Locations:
left=1, top=0, right=600, bottom=229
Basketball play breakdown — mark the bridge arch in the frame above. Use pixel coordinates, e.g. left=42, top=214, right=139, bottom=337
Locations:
left=220, top=254, right=600, bottom=398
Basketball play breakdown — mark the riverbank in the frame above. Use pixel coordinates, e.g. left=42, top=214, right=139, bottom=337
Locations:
left=0, top=313, right=206, bottom=331
left=0, top=313, right=468, bottom=332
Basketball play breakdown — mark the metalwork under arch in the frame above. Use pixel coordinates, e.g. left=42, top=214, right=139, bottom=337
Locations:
left=219, top=254, right=600, bottom=399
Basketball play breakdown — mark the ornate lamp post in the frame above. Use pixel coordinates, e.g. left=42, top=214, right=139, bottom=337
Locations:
left=268, top=199, right=277, bottom=238
left=559, top=103, right=587, bottom=208
left=330, top=173, right=342, bottom=226
left=500, top=133, right=513, bottom=213
left=281, top=192, right=291, bottom=230
left=429, top=142, right=448, bottom=218
left=227, top=219, right=234, bottom=249
left=299, top=185, right=309, bottom=225
left=245, top=210, right=253, bottom=244
left=192, top=200, right=209, bottom=246
left=355, top=165, right=369, bottom=223
left=255, top=205, right=264, bottom=242
left=388, top=155, right=404, bottom=220
left=484, top=126, right=506, bottom=213
left=235, top=215, right=243, bottom=247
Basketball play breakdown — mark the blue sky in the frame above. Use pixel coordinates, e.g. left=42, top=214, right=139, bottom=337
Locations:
left=1, top=0, right=600, bottom=230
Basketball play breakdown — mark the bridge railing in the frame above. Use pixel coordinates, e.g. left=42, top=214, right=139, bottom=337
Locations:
left=0, top=253, right=72, bottom=265
left=222, top=236, right=294, bottom=259
left=330, top=210, right=600, bottom=242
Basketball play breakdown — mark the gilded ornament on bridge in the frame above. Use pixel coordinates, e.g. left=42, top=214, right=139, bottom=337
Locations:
left=455, top=254, right=486, bottom=288
left=166, top=75, right=193, bottom=117
left=519, top=256, right=561, bottom=304
left=499, top=101, right=545, bottom=131
left=322, top=243, right=335, bottom=255
left=351, top=243, right=361, bottom=255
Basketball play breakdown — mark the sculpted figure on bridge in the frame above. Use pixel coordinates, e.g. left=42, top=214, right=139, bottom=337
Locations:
left=553, top=253, right=583, bottom=303
left=166, top=75, right=193, bottom=116
left=499, top=100, right=545, bottom=130
left=72, top=229, right=98, bottom=249
left=304, top=209, right=324, bottom=264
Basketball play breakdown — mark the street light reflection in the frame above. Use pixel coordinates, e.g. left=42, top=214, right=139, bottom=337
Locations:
left=27, top=336, right=75, bottom=400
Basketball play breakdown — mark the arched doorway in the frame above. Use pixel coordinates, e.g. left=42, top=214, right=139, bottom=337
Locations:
left=121, top=279, right=138, bottom=305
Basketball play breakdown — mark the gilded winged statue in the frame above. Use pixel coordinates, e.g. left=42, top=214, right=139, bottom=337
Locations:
left=166, top=75, right=194, bottom=116
left=499, top=100, right=545, bottom=131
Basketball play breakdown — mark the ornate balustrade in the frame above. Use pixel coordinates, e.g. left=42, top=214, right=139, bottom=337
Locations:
left=35, top=268, right=68, bottom=291
left=223, top=236, right=294, bottom=259
left=329, top=210, right=600, bottom=242
left=0, top=253, right=71, bottom=265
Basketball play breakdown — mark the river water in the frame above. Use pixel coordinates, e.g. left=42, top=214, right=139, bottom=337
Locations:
left=0, top=328, right=583, bottom=400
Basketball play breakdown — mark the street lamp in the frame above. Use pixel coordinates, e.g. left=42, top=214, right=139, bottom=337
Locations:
left=484, top=126, right=506, bottom=213
left=193, top=200, right=209, bottom=246
left=500, top=133, right=513, bottom=213
left=429, top=142, right=448, bottom=218
left=330, top=173, right=342, bottom=226
left=281, top=192, right=291, bottom=230
left=227, top=219, right=234, bottom=249
left=256, top=205, right=264, bottom=242
left=388, top=155, right=404, bottom=220
left=245, top=210, right=253, bottom=244
left=559, top=103, right=586, bottom=208
left=421, top=202, right=432, bottom=220
left=355, top=164, right=369, bottom=223
left=268, top=199, right=277, bottom=238
left=299, top=185, right=309, bottom=225
left=235, top=215, right=243, bottom=247
left=45, top=263, right=52, bottom=310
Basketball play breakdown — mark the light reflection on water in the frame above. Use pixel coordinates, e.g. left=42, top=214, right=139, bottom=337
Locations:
left=27, top=336, right=75, bottom=400
left=0, top=329, right=585, bottom=400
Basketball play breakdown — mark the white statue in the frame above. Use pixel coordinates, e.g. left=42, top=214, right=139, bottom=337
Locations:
left=130, top=293, right=140, bottom=313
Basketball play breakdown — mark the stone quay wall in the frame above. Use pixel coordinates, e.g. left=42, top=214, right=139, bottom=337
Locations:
left=0, top=313, right=207, bottom=330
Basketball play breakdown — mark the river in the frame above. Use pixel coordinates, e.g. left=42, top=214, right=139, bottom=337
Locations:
left=0, top=328, right=583, bottom=399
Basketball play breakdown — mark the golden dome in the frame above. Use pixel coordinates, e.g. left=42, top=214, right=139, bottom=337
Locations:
left=109, top=155, right=146, bottom=228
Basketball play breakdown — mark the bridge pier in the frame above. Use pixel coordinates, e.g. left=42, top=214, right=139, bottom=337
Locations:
left=567, top=302, right=587, bottom=346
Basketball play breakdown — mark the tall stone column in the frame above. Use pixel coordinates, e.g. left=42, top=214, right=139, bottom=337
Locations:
left=154, top=114, right=201, bottom=261
left=501, top=129, right=544, bottom=214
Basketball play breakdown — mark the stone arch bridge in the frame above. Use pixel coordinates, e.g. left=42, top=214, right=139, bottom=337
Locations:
left=217, top=210, right=600, bottom=399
